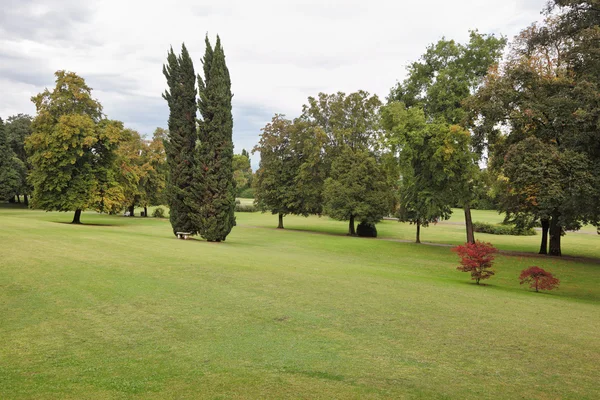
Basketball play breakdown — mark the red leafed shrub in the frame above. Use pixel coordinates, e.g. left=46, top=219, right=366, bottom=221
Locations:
left=519, top=266, right=560, bottom=292
left=452, top=241, right=498, bottom=285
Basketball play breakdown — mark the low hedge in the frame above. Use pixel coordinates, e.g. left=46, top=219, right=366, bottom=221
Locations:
left=235, top=204, right=257, bottom=212
left=473, top=221, right=536, bottom=236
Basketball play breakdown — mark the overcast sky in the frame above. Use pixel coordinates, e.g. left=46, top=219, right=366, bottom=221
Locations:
left=0, top=0, right=546, bottom=168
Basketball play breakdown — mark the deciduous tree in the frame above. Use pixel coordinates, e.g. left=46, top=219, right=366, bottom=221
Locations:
left=453, top=241, right=498, bottom=285
left=390, top=31, right=507, bottom=243
left=27, top=71, right=122, bottom=224
left=323, top=147, right=393, bottom=236
left=519, top=266, right=560, bottom=292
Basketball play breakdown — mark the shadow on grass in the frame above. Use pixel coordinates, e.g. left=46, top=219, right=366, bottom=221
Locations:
left=0, top=203, right=29, bottom=209
left=53, top=221, right=125, bottom=227
left=454, top=279, right=598, bottom=302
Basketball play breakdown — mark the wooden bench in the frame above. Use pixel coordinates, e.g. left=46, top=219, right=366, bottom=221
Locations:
left=176, top=232, right=191, bottom=240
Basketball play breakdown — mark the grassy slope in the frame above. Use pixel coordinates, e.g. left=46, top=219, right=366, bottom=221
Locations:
left=0, top=206, right=599, bottom=399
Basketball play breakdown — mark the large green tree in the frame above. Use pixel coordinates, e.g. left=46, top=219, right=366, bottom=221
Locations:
left=193, top=36, right=236, bottom=242
left=0, top=117, right=20, bottom=201
left=301, top=91, right=389, bottom=234
left=389, top=31, right=507, bottom=243
left=27, top=71, right=123, bottom=224
left=323, top=147, right=393, bottom=235
left=381, top=102, right=475, bottom=243
left=253, top=115, right=326, bottom=229
left=162, top=44, right=198, bottom=235
left=468, top=8, right=600, bottom=255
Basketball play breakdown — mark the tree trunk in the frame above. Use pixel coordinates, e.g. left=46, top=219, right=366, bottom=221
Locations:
left=144, top=206, right=148, bottom=217
left=464, top=203, right=475, bottom=244
left=539, top=218, right=549, bottom=255
left=128, top=204, right=135, bottom=217
left=416, top=220, right=421, bottom=243
left=549, top=213, right=562, bottom=256
left=72, top=209, right=82, bottom=224
left=16, top=192, right=21, bottom=203
left=348, top=215, right=356, bottom=236
left=277, top=213, right=284, bottom=229
left=24, top=194, right=29, bottom=207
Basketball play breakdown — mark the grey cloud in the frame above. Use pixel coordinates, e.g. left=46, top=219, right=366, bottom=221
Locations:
left=0, top=0, right=94, bottom=43
left=0, top=51, right=54, bottom=87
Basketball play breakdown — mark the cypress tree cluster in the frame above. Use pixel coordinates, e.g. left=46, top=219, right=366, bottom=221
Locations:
left=193, top=36, right=236, bottom=241
left=163, top=37, right=235, bottom=241
left=162, top=44, right=198, bottom=236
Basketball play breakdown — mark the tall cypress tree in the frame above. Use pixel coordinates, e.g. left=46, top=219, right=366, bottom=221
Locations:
left=162, top=44, right=198, bottom=235
left=194, top=35, right=236, bottom=241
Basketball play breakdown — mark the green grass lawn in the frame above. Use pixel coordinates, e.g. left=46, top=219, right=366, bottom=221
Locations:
left=1, top=205, right=599, bottom=399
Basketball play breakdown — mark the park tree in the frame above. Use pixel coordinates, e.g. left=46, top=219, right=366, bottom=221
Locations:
left=142, top=128, right=168, bottom=211
left=162, top=43, right=198, bottom=235
left=233, top=150, right=252, bottom=195
left=301, top=91, right=382, bottom=155
left=467, top=10, right=600, bottom=255
left=0, top=117, right=20, bottom=201
left=5, top=114, right=33, bottom=204
left=26, top=71, right=125, bottom=224
left=453, top=241, right=498, bottom=285
left=253, top=115, right=298, bottom=229
left=381, top=102, right=476, bottom=243
left=301, top=91, right=390, bottom=234
left=519, top=266, right=560, bottom=292
left=192, top=35, right=236, bottom=241
left=115, top=129, right=146, bottom=216
left=323, top=147, right=393, bottom=236
left=253, top=115, right=326, bottom=229
left=389, top=31, right=507, bottom=243
left=90, top=120, right=129, bottom=215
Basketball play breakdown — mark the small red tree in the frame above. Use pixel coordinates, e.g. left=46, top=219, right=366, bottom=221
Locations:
left=452, top=241, right=498, bottom=284
left=519, top=266, right=560, bottom=292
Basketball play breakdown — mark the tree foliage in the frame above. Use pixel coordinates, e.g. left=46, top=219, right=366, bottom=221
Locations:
left=381, top=102, right=475, bottom=243
left=390, top=31, right=506, bottom=243
left=163, top=44, right=198, bottom=235
left=26, top=71, right=124, bottom=223
left=0, top=118, right=20, bottom=200
left=193, top=36, right=236, bottom=241
left=519, top=266, right=560, bottom=292
left=253, top=115, right=326, bottom=228
left=323, top=147, right=393, bottom=235
left=453, top=241, right=498, bottom=284
left=5, top=114, right=33, bottom=202
left=468, top=7, right=600, bottom=255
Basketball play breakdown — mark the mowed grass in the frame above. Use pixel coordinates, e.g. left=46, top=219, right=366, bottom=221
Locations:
left=0, top=206, right=599, bottom=399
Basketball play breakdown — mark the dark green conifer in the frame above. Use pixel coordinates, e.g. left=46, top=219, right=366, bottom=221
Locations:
left=162, top=44, right=198, bottom=235
left=193, top=36, right=236, bottom=241
left=0, top=117, right=20, bottom=201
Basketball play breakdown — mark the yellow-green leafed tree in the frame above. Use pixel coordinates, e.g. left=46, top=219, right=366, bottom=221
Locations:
left=27, top=71, right=124, bottom=224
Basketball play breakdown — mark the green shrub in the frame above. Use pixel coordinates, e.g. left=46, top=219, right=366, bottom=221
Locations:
left=235, top=199, right=241, bottom=205
left=473, top=221, right=536, bottom=236
left=357, top=222, right=377, bottom=238
left=235, top=204, right=256, bottom=212
left=238, top=188, right=255, bottom=199
left=152, top=207, right=166, bottom=218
